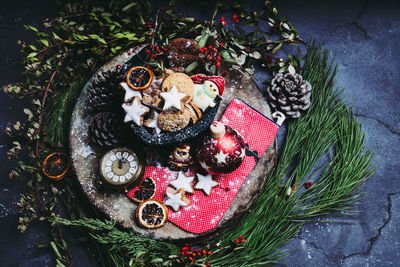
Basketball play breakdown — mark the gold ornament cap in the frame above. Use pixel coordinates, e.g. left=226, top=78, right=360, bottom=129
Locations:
left=210, top=121, right=226, bottom=139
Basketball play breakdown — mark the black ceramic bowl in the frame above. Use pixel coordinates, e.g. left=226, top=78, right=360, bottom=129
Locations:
left=122, top=45, right=220, bottom=146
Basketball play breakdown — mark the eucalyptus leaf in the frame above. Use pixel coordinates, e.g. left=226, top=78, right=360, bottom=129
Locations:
left=197, top=33, right=209, bottom=48
left=27, top=52, right=38, bottom=58
left=122, top=2, right=137, bottom=12
left=40, top=39, right=49, bottom=47
left=185, top=61, right=200, bottom=73
left=272, top=42, right=282, bottom=53
left=288, top=64, right=296, bottom=74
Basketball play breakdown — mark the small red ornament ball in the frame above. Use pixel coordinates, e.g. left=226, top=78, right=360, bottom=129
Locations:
left=195, top=121, right=245, bottom=175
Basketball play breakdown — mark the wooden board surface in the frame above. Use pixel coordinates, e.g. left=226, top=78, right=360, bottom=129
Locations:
left=69, top=46, right=277, bottom=241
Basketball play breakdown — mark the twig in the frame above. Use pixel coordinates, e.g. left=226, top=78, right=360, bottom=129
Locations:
left=151, top=9, right=160, bottom=45
left=45, top=13, right=89, bottom=26
left=36, top=68, right=58, bottom=159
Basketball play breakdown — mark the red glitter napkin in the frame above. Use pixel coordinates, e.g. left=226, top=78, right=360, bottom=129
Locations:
left=127, top=98, right=279, bottom=233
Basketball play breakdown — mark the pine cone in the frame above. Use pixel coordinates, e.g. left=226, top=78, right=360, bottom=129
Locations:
left=266, top=73, right=312, bottom=118
left=90, top=112, right=125, bottom=147
left=87, top=67, right=124, bottom=112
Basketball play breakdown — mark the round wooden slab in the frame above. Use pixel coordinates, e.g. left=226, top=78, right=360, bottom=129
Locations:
left=69, top=46, right=277, bottom=241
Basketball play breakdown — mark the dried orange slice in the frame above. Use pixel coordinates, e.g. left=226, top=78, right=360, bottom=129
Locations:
left=126, top=66, right=154, bottom=90
left=129, top=177, right=156, bottom=203
left=42, top=152, right=70, bottom=181
left=137, top=199, right=168, bottom=228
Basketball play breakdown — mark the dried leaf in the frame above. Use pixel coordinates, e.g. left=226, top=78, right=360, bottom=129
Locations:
left=288, top=64, right=296, bottom=74
left=272, top=42, right=282, bottom=53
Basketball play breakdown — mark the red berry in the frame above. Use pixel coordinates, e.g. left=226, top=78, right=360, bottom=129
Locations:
left=189, top=257, right=194, bottom=262
left=181, top=252, right=185, bottom=256
left=208, top=251, right=212, bottom=255
left=216, top=56, right=221, bottom=61
left=163, top=47, right=167, bottom=51
left=128, top=52, right=131, bottom=55
left=191, top=247, right=194, bottom=251
left=216, top=61, right=221, bottom=67
left=194, top=30, right=199, bottom=34
left=236, top=239, right=240, bottom=243
left=192, top=252, right=196, bottom=257
left=241, top=238, right=245, bottom=243
left=145, top=49, right=150, bottom=54
left=240, top=235, right=243, bottom=238
left=117, top=64, right=121, bottom=68
left=146, top=65, right=150, bottom=68
left=203, top=47, right=207, bottom=51
left=208, top=56, right=213, bottom=60
left=147, top=24, right=152, bottom=28
left=220, top=43, right=224, bottom=47
left=186, top=251, right=190, bottom=255
left=208, top=45, right=213, bottom=49
left=221, top=21, right=226, bottom=26
left=220, top=17, right=225, bottom=21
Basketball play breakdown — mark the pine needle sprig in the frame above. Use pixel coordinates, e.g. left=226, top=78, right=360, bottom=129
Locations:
left=51, top=217, right=179, bottom=266
left=209, top=42, right=374, bottom=266
left=44, top=78, right=88, bottom=148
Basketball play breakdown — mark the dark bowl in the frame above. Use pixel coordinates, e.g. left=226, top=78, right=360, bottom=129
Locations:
left=122, top=45, right=219, bottom=146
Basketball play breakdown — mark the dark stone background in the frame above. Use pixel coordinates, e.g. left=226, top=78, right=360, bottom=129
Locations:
left=0, top=0, right=399, bottom=266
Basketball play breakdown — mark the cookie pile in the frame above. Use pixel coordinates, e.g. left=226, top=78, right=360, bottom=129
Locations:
left=164, top=172, right=219, bottom=212
left=121, top=67, right=225, bottom=134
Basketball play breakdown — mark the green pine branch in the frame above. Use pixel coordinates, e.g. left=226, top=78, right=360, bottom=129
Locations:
left=209, top=42, right=374, bottom=266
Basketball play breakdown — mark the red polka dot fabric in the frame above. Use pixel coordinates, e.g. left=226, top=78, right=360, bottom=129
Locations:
left=127, top=98, right=279, bottom=233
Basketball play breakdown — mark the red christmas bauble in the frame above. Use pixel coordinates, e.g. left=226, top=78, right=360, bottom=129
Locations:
left=195, top=121, right=245, bottom=175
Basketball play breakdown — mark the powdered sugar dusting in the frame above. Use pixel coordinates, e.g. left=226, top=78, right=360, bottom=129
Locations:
left=125, top=99, right=279, bottom=233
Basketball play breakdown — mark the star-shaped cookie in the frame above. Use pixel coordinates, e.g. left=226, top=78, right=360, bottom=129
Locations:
left=122, top=96, right=149, bottom=126
left=120, top=82, right=142, bottom=102
left=144, top=111, right=161, bottom=134
left=215, top=150, right=229, bottom=164
left=170, top=172, right=194, bottom=194
left=164, top=189, right=188, bottom=211
left=195, top=173, right=219, bottom=195
left=160, top=86, right=186, bottom=110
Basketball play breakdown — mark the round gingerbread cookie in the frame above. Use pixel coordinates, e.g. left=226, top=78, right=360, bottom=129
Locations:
left=161, top=71, right=195, bottom=98
left=157, top=107, right=191, bottom=132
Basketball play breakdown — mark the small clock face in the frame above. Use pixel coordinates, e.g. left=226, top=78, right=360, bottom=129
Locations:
left=100, top=148, right=141, bottom=186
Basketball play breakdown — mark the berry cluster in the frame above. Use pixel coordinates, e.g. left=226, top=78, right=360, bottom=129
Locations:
left=232, top=14, right=239, bottom=23
left=219, top=17, right=226, bottom=26
left=198, top=45, right=222, bottom=67
left=177, top=243, right=212, bottom=266
left=145, top=44, right=167, bottom=60
left=305, top=181, right=312, bottom=189
left=235, top=235, right=246, bottom=245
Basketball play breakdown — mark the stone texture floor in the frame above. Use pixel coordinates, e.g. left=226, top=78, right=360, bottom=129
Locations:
left=0, top=0, right=399, bottom=266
